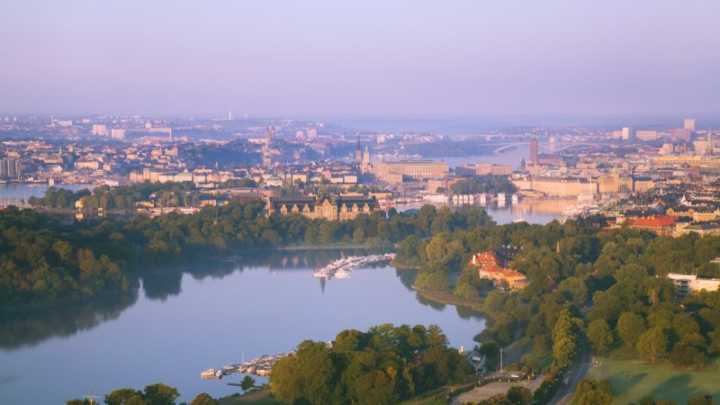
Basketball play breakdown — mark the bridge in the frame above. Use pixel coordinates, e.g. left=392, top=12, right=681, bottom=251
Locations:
left=490, top=141, right=599, bottom=155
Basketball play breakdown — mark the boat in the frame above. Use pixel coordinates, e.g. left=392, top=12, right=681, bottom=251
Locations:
left=334, top=269, right=351, bottom=279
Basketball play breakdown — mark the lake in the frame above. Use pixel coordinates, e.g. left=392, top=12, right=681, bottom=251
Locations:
left=0, top=251, right=486, bottom=404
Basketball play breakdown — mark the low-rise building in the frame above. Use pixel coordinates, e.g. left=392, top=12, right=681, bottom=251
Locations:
left=266, top=195, right=379, bottom=221
left=469, top=251, right=527, bottom=290
left=667, top=273, right=720, bottom=296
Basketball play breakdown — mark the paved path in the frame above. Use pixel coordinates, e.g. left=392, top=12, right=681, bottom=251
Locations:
left=550, top=352, right=592, bottom=405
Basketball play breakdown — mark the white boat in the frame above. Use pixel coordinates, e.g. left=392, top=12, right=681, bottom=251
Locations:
left=334, top=269, right=351, bottom=279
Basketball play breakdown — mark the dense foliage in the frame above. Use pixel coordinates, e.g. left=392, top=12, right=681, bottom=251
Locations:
left=28, top=183, right=201, bottom=211
left=0, top=203, right=492, bottom=311
left=269, top=324, right=473, bottom=405
left=394, top=216, right=720, bottom=388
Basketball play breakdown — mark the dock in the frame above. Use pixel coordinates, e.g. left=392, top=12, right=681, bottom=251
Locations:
left=312, top=253, right=395, bottom=280
left=201, top=352, right=293, bottom=380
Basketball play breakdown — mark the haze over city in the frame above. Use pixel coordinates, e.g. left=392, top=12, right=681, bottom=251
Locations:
left=2, top=0, right=720, bottom=119
left=3, top=2, right=720, bottom=405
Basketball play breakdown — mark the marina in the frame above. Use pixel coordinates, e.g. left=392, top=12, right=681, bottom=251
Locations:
left=201, top=352, right=293, bottom=380
left=311, top=253, right=396, bottom=280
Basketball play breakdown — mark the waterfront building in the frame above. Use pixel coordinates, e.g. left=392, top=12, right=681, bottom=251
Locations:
left=470, top=251, right=527, bottom=290
left=372, top=160, right=448, bottom=184
left=265, top=195, right=379, bottom=221
left=0, top=158, right=21, bottom=180
left=684, top=118, right=697, bottom=132
left=512, top=175, right=598, bottom=197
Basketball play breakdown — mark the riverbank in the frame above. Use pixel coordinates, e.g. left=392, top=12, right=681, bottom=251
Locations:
left=414, top=287, right=485, bottom=313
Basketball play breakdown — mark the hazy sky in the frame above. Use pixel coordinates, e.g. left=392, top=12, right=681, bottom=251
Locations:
left=1, top=0, right=719, bottom=118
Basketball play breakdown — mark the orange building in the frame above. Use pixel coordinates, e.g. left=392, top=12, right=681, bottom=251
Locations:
left=469, top=251, right=528, bottom=290
left=627, top=215, right=676, bottom=236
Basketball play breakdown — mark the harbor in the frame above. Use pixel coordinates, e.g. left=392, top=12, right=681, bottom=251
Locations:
left=311, top=253, right=396, bottom=280
left=201, top=352, right=294, bottom=380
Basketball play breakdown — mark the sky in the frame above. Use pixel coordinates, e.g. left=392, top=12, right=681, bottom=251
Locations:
left=1, top=0, right=719, bottom=119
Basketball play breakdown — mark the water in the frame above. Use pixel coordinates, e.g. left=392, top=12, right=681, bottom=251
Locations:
left=0, top=252, right=485, bottom=404
left=0, top=183, right=91, bottom=200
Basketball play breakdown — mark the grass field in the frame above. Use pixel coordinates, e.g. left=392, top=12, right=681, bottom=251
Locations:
left=586, top=357, right=720, bottom=404
left=218, top=388, right=282, bottom=405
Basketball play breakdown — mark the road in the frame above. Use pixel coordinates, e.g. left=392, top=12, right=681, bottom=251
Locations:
left=550, top=352, right=592, bottom=405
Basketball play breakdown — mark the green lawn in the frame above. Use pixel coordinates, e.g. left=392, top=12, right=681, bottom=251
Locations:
left=586, top=357, right=720, bottom=404
left=218, top=388, right=283, bottom=405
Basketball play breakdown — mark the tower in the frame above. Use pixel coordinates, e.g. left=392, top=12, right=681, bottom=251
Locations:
left=361, top=145, right=371, bottom=174
left=262, top=126, right=274, bottom=168
left=684, top=118, right=697, bottom=132
left=355, top=142, right=363, bottom=163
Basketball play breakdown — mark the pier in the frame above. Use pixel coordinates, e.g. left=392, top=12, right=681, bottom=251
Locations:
left=312, top=253, right=395, bottom=280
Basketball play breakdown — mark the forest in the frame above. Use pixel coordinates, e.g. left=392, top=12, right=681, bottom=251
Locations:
left=395, top=216, right=720, bottom=403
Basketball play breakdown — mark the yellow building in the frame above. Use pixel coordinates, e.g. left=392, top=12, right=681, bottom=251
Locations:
left=512, top=176, right=598, bottom=197
left=266, top=196, right=379, bottom=221
left=372, top=160, right=448, bottom=184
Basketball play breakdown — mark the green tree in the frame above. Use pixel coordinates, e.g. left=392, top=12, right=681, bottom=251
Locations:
left=190, top=393, right=217, bottom=405
left=240, top=375, right=255, bottom=391
left=105, top=388, right=143, bottom=405
left=617, top=312, right=646, bottom=349
left=506, top=386, right=532, bottom=405
left=142, top=383, right=179, bottom=405
left=587, top=319, right=614, bottom=355
left=574, top=379, right=613, bottom=405
left=636, top=327, right=669, bottom=363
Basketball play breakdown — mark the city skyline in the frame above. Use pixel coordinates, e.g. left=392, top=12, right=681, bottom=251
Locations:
left=2, top=0, right=720, bottom=117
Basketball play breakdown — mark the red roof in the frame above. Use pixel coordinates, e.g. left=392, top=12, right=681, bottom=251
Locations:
left=629, top=215, right=676, bottom=228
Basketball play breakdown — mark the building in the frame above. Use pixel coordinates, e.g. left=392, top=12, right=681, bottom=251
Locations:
left=91, top=124, right=108, bottom=136
left=512, top=176, right=598, bottom=197
left=0, top=158, right=21, bottom=180
left=266, top=195, right=379, bottom=221
left=671, top=128, right=692, bottom=143
left=469, top=251, right=527, bottom=290
left=472, top=163, right=513, bottom=176
left=529, top=138, right=539, bottom=165
left=667, top=273, right=719, bottom=296
left=684, top=118, right=697, bottom=132
left=110, top=128, right=126, bottom=140
left=372, top=160, right=448, bottom=184
left=635, top=130, right=658, bottom=141
left=627, top=215, right=676, bottom=236
left=621, top=127, right=633, bottom=140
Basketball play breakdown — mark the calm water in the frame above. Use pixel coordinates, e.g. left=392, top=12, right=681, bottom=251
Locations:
left=0, top=252, right=485, bottom=404
left=0, top=183, right=91, bottom=200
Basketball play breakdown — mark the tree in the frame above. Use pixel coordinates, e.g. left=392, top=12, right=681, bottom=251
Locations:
left=190, top=393, right=218, bottom=405
left=617, top=312, right=646, bottom=349
left=507, top=386, right=532, bottom=405
left=587, top=319, right=614, bottom=355
left=142, top=383, right=179, bottom=405
left=636, top=327, right=669, bottom=363
left=574, top=379, right=613, bottom=405
left=105, top=388, right=143, bottom=405
left=240, top=375, right=255, bottom=391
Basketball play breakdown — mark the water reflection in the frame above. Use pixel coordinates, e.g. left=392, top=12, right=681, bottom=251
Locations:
left=0, top=290, right=139, bottom=351
left=0, top=249, right=385, bottom=349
